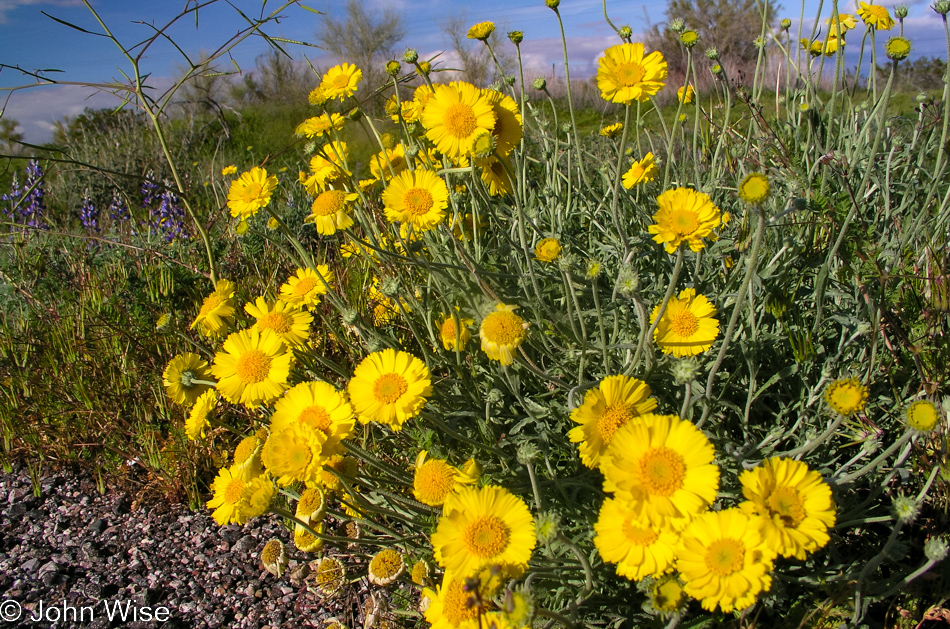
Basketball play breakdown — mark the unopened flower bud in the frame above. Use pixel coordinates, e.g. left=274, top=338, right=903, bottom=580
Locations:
left=536, top=512, right=560, bottom=545
left=341, top=308, right=359, bottom=325
left=386, top=60, right=401, bottom=76
left=925, top=537, right=949, bottom=562
left=781, top=18, right=792, bottom=30
left=892, top=495, right=920, bottom=523
left=533, top=77, right=547, bottom=90
left=403, top=49, right=419, bottom=64
left=545, top=0, right=560, bottom=10
left=934, top=0, right=950, bottom=15
left=895, top=4, right=909, bottom=18
left=705, top=47, right=720, bottom=60
left=418, top=60, right=431, bottom=75
left=516, top=442, right=539, bottom=465
left=619, top=25, right=632, bottom=39
left=508, top=31, right=524, bottom=44
left=669, top=18, right=685, bottom=33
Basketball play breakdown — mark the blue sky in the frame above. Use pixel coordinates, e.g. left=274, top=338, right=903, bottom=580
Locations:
left=1, top=0, right=947, bottom=143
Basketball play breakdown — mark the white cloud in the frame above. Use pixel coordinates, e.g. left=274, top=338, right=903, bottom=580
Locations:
left=2, top=84, right=130, bottom=144
left=0, top=0, right=82, bottom=24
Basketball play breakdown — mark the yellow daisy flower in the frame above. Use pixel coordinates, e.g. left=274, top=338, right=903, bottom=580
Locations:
left=185, top=389, right=217, bottom=440
left=650, top=288, right=720, bottom=357
left=261, top=539, right=288, bottom=577
left=594, top=497, right=679, bottom=581
left=602, top=413, right=720, bottom=531
left=211, top=328, right=293, bottom=408
left=261, top=423, right=329, bottom=486
left=567, top=374, right=658, bottom=469
left=677, top=84, right=694, bottom=104
left=369, top=144, right=409, bottom=181
left=271, top=381, right=355, bottom=454
left=421, top=82, right=496, bottom=159
left=308, top=86, right=328, bottom=105
left=320, top=63, right=362, bottom=101
left=232, top=434, right=264, bottom=479
left=907, top=399, right=940, bottom=432
left=739, top=172, right=770, bottom=204
left=480, top=303, right=529, bottom=366
left=597, top=43, right=668, bottom=104
left=295, top=112, right=345, bottom=138
left=422, top=571, right=481, bottom=629
left=483, top=89, right=523, bottom=156
left=648, top=573, right=687, bottom=615
left=476, top=156, right=514, bottom=197
left=886, top=36, right=912, bottom=60
left=858, top=2, right=894, bottom=29
left=432, top=485, right=536, bottom=577
left=206, top=464, right=253, bottom=526
left=382, top=168, right=449, bottom=233
left=244, top=297, right=312, bottom=347
left=648, top=187, right=723, bottom=253
left=413, top=450, right=478, bottom=506
left=534, top=238, right=562, bottom=262
left=227, top=167, right=278, bottom=221
left=739, top=457, right=837, bottom=560
left=318, top=454, right=358, bottom=492
left=244, top=474, right=276, bottom=520
left=300, top=141, right=349, bottom=195
left=600, top=122, right=624, bottom=138
left=191, top=278, right=236, bottom=338
left=824, top=377, right=868, bottom=416
left=307, top=189, right=357, bottom=235
left=622, top=152, right=658, bottom=189
left=467, top=21, right=495, bottom=41
left=347, top=348, right=432, bottom=430
left=279, top=266, right=334, bottom=309
left=368, top=549, right=405, bottom=586
left=675, top=509, right=775, bottom=613
left=826, top=13, right=857, bottom=37
left=221, top=165, right=237, bottom=176
left=438, top=312, right=474, bottom=351
left=294, top=489, right=326, bottom=552
left=162, top=352, right=214, bottom=406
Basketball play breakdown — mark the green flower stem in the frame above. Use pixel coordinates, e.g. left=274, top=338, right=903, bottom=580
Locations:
left=601, top=0, right=621, bottom=36
left=525, top=459, right=543, bottom=511
left=557, top=533, right=593, bottom=607
left=852, top=518, right=905, bottom=625
left=422, top=410, right=506, bottom=457
left=629, top=247, right=685, bottom=374
left=608, top=104, right=634, bottom=255
left=269, top=507, right=368, bottom=546
left=341, top=441, right=413, bottom=484
left=834, top=431, right=912, bottom=484
left=536, top=608, right=577, bottom=629
left=877, top=558, right=942, bottom=601
left=515, top=43, right=528, bottom=200
left=699, top=205, right=766, bottom=428
left=776, top=412, right=846, bottom=460
left=590, top=275, right=610, bottom=370
left=551, top=7, right=590, bottom=189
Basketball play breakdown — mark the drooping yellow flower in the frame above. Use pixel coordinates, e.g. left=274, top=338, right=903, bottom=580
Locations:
left=211, top=328, right=292, bottom=408
left=480, top=303, right=529, bottom=366
left=675, top=509, right=776, bottom=613
left=421, top=82, right=496, bottom=159
left=597, top=43, right=668, bottom=104
left=677, top=84, right=694, bottom=104
left=600, top=122, right=624, bottom=138
left=648, top=187, right=722, bottom=253
left=602, top=413, right=720, bottom=531
left=739, top=457, right=837, bottom=560
left=307, top=189, right=357, bottom=235
left=858, top=2, right=895, bottom=30
left=299, top=141, right=349, bottom=195
left=906, top=399, right=940, bottom=432
left=467, top=21, right=496, bottom=41
left=432, top=485, right=536, bottom=578
left=622, top=152, right=658, bottom=189
left=534, top=238, right=562, bottom=262
left=739, top=172, right=770, bottom=204
left=232, top=433, right=264, bottom=478
left=270, top=381, right=355, bottom=455
left=477, top=156, right=514, bottom=197
left=568, top=374, right=658, bottom=469
left=295, top=112, right=345, bottom=138
left=824, top=377, right=868, bottom=416
left=206, top=464, right=253, bottom=526
left=369, top=144, right=409, bottom=181
left=163, top=352, right=214, bottom=406
left=318, top=454, right=358, bottom=492
left=483, top=89, right=523, bottom=156
left=279, top=266, right=334, bottom=309
left=261, top=422, right=329, bottom=486
left=413, top=450, right=478, bottom=506
left=382, top=168, right=449, bottom=233
left=261, top=539, right=288, bottom=577
left=308, top=86, right=328, bottom=106
left=320, top=63, right=362, bottom=101
left=650, top=288, right=720, bottom=357
left=347, top=349, right=432, bottom=430
left=191, top=279, right=236, bottom=338
left=185, top=389, right=218, bottom=440
left=244, top=297, right=312, bottom=347
left=594, top=497, right=679, bottom=581
left=826, top=12, right=857, bottom=37
left=438, top=311, right=474, bottom=351
left=227, top=167, right=278, bottom=221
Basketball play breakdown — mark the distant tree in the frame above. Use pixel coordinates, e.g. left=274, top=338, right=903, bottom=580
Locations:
left=316, top=0, right=405, bottom=101
left=645, top=0, right=779, bottom=88
left=229, top=49, right=312, bottom=106
left=0, top=118, right=25, bottom=156
left=440, top=13, right=516, bottom=86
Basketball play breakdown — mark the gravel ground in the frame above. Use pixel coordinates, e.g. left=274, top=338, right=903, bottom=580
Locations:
left=0, top=464, right=366, bottom=629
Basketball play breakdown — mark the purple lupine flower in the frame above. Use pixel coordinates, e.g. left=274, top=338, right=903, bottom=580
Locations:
left=79, top=192, right=99, bottom=232
left=108, top=191, right=131, bottom=222
left=1, top=174, right=21, bottom=220
left=141, top=172, right=160, bottom=209
left=150, top=185, right=188, bottom=243
left=21, top=160, right=47, bottom=229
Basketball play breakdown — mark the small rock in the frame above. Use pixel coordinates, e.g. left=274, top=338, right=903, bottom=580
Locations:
left=231, top=535, right=256, bottom=554
left=88, top=518, right=107, bottom=534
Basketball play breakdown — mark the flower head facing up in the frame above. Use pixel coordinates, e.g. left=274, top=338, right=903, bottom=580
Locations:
left=227, top=167, right=278, bottom=221
left=594, top=497, right=679, bottom=581
left=623, top=152, right=658, bottom=189
left=651, top=288, right=720, bottom=357
left=439, top=312, right=474, bottom=352
left=347, top=349, right=432, bottom=430
left=206, top=464, right=255, bottom=525
left=245, top=297, right=312, bottom=347
left=886, top=36, right=912, bottom=60
left=163, top=352, right=214, bottom=406
left=261, top=423, right=329, bottom=486
left=906, top=399, right=940, bottom=432
left=186, top=389, right=218, bottom=440
left=648, top=187, right=722, bottom=253
left=279, top=266, right=334, bottom=310
left=413, top=450, right=478, bottom=506
left=676, top=509, right=775, bottom=613
left=534, top=238, right=562, bottom=262
left=600, top=122, right=624, bottom=138
left=480, top=303, right=529, bottom=366
left=307, top=190, right=358, bottom=235
left=191, top=279, right=236, bottom=338
left=421, top=83, right=496, bottom=159
left=597, top=43, right=668, bottom=104
left=431, top=485, right=536, bottom=577
left=858, top=2, right=895, bottom=29
left=320, top=63, right=362, bottom=101
left=295, top=113, right=345, bottom=138
left=824, top=377, right=868, bottom=416
left=739, top=457, right=837, bottom=559
left=309, top=557, right=347, bottom=598
left=271, top=381, right=355, bottom=454
left=368, top=549, right=405, bottom=586
left=467, top=21, right=496, bottom=41
left=568, top=374, right=658, bottom=469
left=382, top=168, right=449, bottom=233
left=739, top=172, right=771, bottom=204
left=211, top=328, right=292, bottom=408
left=602, top=413, right=720, bottom=530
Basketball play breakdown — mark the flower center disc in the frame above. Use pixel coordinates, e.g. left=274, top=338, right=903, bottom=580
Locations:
left=705, top=538, right=746, bottom=576
left=373, top=372, right=408, bottom=404
left=463, top=515, right=511, bottom=558
left=199, top=294, right=225, bottom=316
left=830, top=387, right=862, bottom=412
left=298, top=405, right=333, bottom=434
left=416, top=461, right=455, bottom=503
left=622, top=517, right=659, bottom=546
left=403, top=188, right=434, bottom=215
left=767, top=486, right=806, bottom=528
left=239, top=182, right=263, bottom=203
left=313, top=191, right=345, bottom=216
left=614, top=61, right=646, bottom=87
left=444, top=103, right=478, bottom=139
left=332, top=74, right=351, bottom=89
left=670, top=208, right=700, bottom=235
left=235, top=349, right=273, bottom=384
left=444, top=578, right=479, bottom=625
left=287, top=443, right=312, bottom=471
left=258, top=312, right=293, bottom=334
left=224, top=478, right=246, bottom=504
left=669, top=311, right=700, bottom=337
left=293, top=277, right=320, bottom=298
left=370, top=549, right=402, bottom=578
left=482, top=311, right=525, bottom=346
left=638, top=447, right=687, bottom=497
left=597, top=403, right=633, bottom=443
